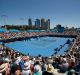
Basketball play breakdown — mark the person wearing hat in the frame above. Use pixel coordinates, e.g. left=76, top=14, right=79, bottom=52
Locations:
left=0, top=58, right=10, bottom=75
left=22, top=56, right=31, bottom=75
left=32, top=64, right=42, bottom=75
left=42, top=63, right=55, bottom=75
left=47, top=63, right=54, bottom=74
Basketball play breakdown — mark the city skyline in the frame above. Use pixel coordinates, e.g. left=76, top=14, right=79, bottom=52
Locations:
left=0, top=0, right=80, bottom=28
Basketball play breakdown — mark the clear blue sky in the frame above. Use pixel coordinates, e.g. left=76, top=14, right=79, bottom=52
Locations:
left=0, top=0, right=80, bottom=28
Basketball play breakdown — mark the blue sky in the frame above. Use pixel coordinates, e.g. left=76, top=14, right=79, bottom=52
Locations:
left=0, top=0, right=80, bottom=28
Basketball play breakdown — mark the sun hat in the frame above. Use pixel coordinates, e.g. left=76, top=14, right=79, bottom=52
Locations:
left=0, top=61, right=8, bottom=71
left=47, top=64, right=54, bottom=73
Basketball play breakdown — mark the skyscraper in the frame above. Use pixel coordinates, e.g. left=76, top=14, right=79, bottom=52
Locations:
left=41, top=18, right=50, bottom=30
left=28, top=18, right=32, bottom=26
left=47, top=19, right=50, bottom=29
left=41, top=18, right=46, bottom=30
left=35, top=19, right=40, bottom=29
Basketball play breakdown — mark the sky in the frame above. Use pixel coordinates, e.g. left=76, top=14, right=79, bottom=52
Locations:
left=0, top=0, right=80, bottom=28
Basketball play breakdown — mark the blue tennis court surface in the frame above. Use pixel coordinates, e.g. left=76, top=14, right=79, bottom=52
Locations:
left=5, top=37, right=73, bottom=56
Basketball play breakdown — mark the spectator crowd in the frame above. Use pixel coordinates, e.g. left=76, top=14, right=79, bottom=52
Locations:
left=0, top=31, right=80, bottom=75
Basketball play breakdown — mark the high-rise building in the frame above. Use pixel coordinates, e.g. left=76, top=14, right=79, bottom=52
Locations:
left=41, top=18, right=50, bottom=30
left=45, top=19, right=50, bottom=30
left=28, top=18, right=32, bottom=26
left=41, top=18, right=46, bottom=30
left=35, top=19, right=40, bottom=29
